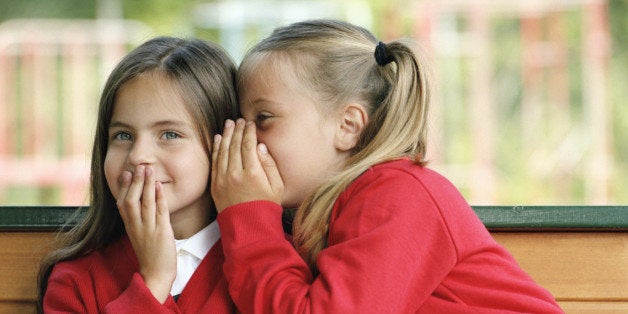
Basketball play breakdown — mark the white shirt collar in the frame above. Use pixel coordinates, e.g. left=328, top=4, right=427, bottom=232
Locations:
left=174, top=220, right=221, bottom=260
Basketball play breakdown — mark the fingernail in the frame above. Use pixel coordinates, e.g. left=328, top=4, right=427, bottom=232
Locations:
left=246, top=120, right=254, bottom=126
left=236, top=118, right=245, bottom=125
left=258, top=143, right=268, bottom=154
left=225, top=119, right=234, bottom=128
left=214, top=134, right=221, bottom=143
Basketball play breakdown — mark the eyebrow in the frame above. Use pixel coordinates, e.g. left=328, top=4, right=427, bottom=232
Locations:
left=108, top=120, right=193, bottom=129
left=248, top=97, right=286, bottom=109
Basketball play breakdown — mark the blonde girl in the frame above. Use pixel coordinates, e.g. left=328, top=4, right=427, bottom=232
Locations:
left=38, top=36, right=238, bottom=313
left=211, top=20, right=563, bottom=313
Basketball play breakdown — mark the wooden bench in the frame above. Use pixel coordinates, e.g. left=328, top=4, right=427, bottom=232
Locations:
left=1, top=206, right=627, bottom=313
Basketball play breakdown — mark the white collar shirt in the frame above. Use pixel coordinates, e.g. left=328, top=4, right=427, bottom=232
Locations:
left=170, top=220, right=221, bottom=296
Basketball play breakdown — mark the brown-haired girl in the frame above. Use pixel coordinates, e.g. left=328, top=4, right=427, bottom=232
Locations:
left=38, top=36, right=238, bottom=313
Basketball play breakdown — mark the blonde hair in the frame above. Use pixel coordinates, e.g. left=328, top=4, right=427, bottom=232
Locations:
left=37, top=36, right=238, bottom=312
left=238, top=20, right=431, bottom=273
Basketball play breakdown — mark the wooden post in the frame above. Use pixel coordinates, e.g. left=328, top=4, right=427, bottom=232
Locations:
left=0, top=47, right=16, bottom=202
left=520, top=14, right=544, bottom=151
left=32, top=42, right=58, bottom=158
left=0, top=48, right=13, bottom=156
left=547, top=12, right=573, bottom=201
left=583, top=0, right=612, bottom=204
left=468, top=4, right=496, bottom=204
left=61, top=37, right=92, bottom=205
left=413, top=1, right=443, bottom=165
left=547, top=12, right=570, bottom=121
left=62, top=38, right=91, bottom=156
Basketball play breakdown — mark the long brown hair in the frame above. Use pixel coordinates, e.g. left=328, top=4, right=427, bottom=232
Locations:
left=37, top=36, right=238, bottom=312
left=238, top=20, right=431, bottom=273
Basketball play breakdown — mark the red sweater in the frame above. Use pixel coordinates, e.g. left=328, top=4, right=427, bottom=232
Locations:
left=44, top=235, right=236, bottom=313
left=217, top=159, right=564, bottom=313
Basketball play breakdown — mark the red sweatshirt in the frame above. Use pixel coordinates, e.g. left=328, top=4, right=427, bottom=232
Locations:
left=44, top=235, right=236, bottom=313
left=217, top=159, right=563, bottom=313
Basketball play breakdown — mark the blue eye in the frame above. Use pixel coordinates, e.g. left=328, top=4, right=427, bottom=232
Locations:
left=113, top=132, right=132, bottom=141
left=163, top=131, right=180, bottom=140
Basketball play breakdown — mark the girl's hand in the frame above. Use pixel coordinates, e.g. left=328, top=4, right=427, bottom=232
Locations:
left=117, top=165, right=176, bottom=303
left=211, top=119, right=284, bottom=213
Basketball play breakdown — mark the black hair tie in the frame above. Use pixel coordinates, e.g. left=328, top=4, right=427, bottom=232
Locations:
left=374, top=41, right=393, bottom=66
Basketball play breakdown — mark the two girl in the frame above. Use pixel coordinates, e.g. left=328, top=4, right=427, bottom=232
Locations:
left=39, top=20, right=563, bottom=313
left=38, top=37, right=238, bottom=313
left=211, top=19, right=564, bottom=313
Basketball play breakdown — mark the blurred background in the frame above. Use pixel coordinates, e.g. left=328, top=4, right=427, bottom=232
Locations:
left=0, top=0, right=625, bottom=206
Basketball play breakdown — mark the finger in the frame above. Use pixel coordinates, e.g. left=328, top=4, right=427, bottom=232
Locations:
left=227, top=118, right=246, bottom=172
left=155, top=181, right=170, bottom=227
left=117, top=171, right=133, bottom=223
left=257, top=143, right=284, bottom=196
left=141, top=165, right=156, bottom=227
left=241, top=121, right=260, bottom=170
left=124, top=165, right=146, bottom=225
left=216, top=119, right=235, bottom=173
left=211, top=134, right=222, bottom=186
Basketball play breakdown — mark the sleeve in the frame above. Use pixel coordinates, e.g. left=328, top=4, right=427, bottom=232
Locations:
left=217, top=168, right=459, bottom=313
left=43, top=266, right=89, bottom=313
left=44, top=264, right=180, bottom=313
left=103, top=273, right=180, bottom=314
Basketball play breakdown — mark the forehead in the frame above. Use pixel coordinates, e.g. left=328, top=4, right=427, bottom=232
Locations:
left=112, top=72, right=194, bottom=123
left=239, top=53, right=317, bottom=102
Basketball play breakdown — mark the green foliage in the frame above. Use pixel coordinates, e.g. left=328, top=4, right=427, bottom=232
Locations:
left=609, top=0, right=628, bottom=202
left=0, top=0, right=95, bottom=21
left=122, top=0, right=202, bottom=35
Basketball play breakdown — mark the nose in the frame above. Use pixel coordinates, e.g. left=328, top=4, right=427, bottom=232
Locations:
left=127, top=136, right=155, bottom=167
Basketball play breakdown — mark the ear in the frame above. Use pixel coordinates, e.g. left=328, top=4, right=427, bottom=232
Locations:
left=334, top=103, right=368, bottom=152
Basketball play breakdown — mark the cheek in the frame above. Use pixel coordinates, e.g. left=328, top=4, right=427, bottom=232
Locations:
left=180, top=150, right=211, bottom=180
left=257, top=129, right=308, bottom=182
left=103, top=153, right=120, bottom=198
left=255, top=130, right=268, bottom=145
left=265, top=140, right=301, bottom=186
left=258, top=134, right=283, bottom=164
left=195, top=156, right=211, bottom=180
left=255, top=132, right=276, bottom=158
